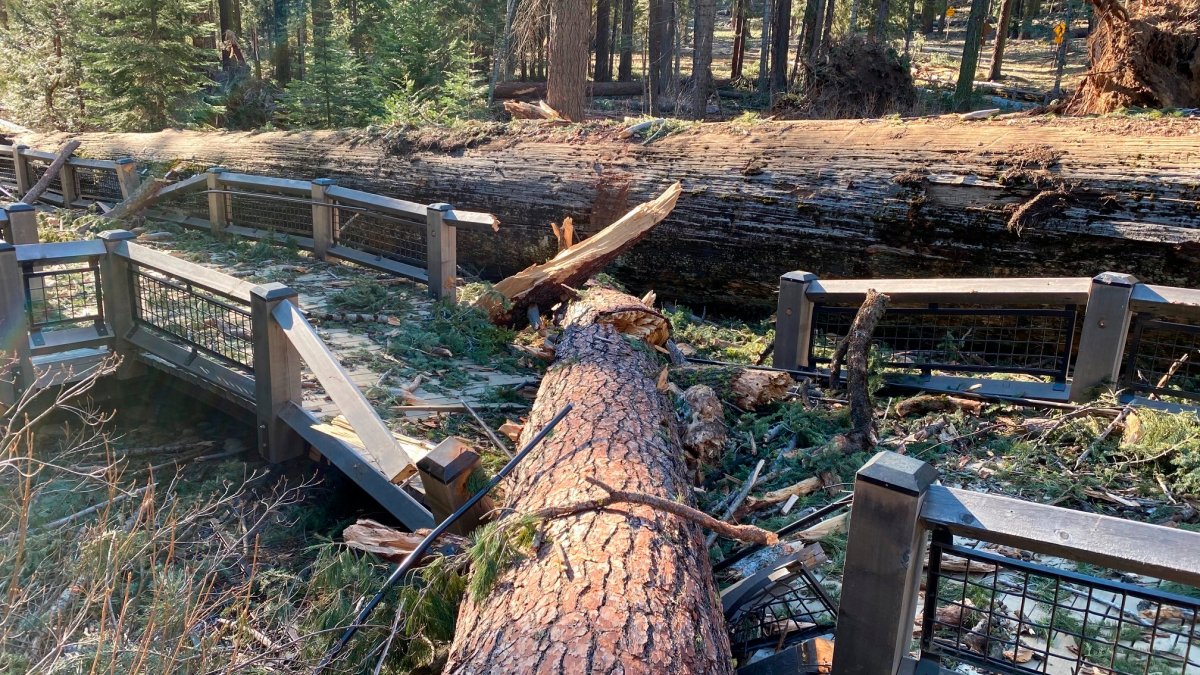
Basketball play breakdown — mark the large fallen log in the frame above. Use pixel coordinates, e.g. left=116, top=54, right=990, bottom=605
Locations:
left=20, top=118, right=1200, bottom=311
left=445, top=287, right=734, bottom=674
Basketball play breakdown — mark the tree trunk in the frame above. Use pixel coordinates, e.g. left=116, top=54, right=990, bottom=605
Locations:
left=547, top=0, right=590, bottom=121
left=952, top=0, right=988, bottom=110
left=770, top=0, right=793, bottom=93
left=595, top=0, right=612, bottom=82
left=494, top=80, right=652, bottom=99
left=818, top=0, right=836, bottom=58
left=758, top=0, right=772, bottom=92
left=919, top=0, right=936, bottom=33
left=31, top=120, right=1200, bottom=313
left=618, top=0, right=635, bottom=81
left=444, top=288, right=734, bottom=674
left=801, top=0, right=823, bottom=60
left=849, top=0, right=861, bottom=33
left=870, top=0, right=890, bottom=41
left=648, top=0, right=674, bottom=110
left=987, top=0, right=1014, bottom=81
left=730, top=0, right=748, bottom=80
left=690, top=0, right=715, bottom=118
left=271, top=0, right=291, bottom=84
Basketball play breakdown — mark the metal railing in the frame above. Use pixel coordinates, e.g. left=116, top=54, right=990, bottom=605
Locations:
left=0, top=225, right=436, bottom=530
left=0, top=144, right=139, bottom=208
left=775, top=271, right=1200, bottom=406
left=830, top=451, right=1200, bottom=675
left=150, top=167, right=498, bottom=301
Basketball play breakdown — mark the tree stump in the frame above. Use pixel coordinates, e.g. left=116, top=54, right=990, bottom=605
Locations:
left=445, top=288, right=734, bottom=675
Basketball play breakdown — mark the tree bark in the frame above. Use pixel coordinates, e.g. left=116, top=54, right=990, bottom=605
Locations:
left=494, top=80, right=650, bottom=100
left=648, top=0, right=674, bottom=109
left=271, top=0, right=291, bottom=84
left=987, top=0, right=1014, bottom=81
left=595, top=0, right=612, bottom=82
left=953, top=0, right=988, bottom=110
left=444, top=288, right=734, bottom=674
left=870, top=0, right=891, bottom=41
left=730, top=0, right=748, bottom=80
left=770, top=0, right=793, bottom=93
left=30, top=119, right=1200, bottom=312
left=919, top=0, right=937, bottom=33
left=801, top=0, right=823, bottom=60
left=547, top=0, right=590, bottom=121
left=690, top=0, right=715, bottom=118
left=758, top=0, right=772, bottom=91
left=818, top=0, right=836, bottom=58
left=618, top=0, right=635, bottom=81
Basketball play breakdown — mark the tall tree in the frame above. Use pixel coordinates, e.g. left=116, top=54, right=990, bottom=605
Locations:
left=617, top=0, right=634, bottom=80
left=987, top=0, right=1014, bottom=80
left=547, top=0, right=589, bottom=120
left=801, top=0, right=822, bottom=57
left=595, top=0, right=611, bottom=81
left=919, top=0, right=936, bottom=33
left=83, top=0, right=217, bottom=130
left=869, top=0, right=890, bottom=40
left=729, top=0, right=748, bottom=80
left=271, top=0, right=291, bottom=83
left=690, top=0, right=713, bottom=118
left=757, top=0, right=771, bottom=91
left=952, top=0, right=988, bottom=110
left=769, top=0, right=792, bottom=93
left=648, top=0, right=673, bottom=109
left=818, top=0, right=836, bottom=58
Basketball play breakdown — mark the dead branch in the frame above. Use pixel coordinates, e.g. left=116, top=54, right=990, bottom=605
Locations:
left=706, top=455, right=764, bottom=547
left=829, top=289, right=889, bottom=453
left=21, top=140, right=81, bottom=204
left=531, top=476, right=779, bottom=546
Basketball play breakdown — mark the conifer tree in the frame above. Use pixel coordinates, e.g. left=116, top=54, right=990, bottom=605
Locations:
left=82, top=0, right=217, bottom=131
left=0, top=0, right=88, bottom=129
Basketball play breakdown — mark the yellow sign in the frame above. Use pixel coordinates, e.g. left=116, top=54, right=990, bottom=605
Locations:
left=1053, top=21, right=1066, bottom=38
left=1054, top=34, right=1064, bottom=44
left=946, top=6, right=956, bottom=17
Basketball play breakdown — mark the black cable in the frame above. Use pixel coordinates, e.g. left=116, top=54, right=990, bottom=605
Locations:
left=314, top=403, right=574, bottom=673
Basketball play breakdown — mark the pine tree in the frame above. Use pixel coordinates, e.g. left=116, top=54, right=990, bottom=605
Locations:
left=0, top=0, right=88, bottom=129
left=281, top=0, right=381, bottom=127
left=82, top=0, right=217, bottom=131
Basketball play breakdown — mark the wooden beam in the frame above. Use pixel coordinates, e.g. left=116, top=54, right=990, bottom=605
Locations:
left=1071, top=272, right=1137, bottom=402
left=270, top=299, right=419, bottom=480
left=251, top=284, right=305, bottom=463
left=774, top=270, right=817, bottom=370
left=922, top=485, right=1200, bottom=588
left=807, top=277, right=1093, bottom=306
left=20, top=140, right=80, bottom=205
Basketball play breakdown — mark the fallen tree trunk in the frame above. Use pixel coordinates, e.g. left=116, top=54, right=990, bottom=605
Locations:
left=20, top=118, right=1200, bottom=311
left=21, top=140, right=80, bottom=204
left=445, top=287, right=734, bottom=674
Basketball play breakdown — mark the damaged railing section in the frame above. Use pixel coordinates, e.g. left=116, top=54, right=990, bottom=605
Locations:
left=830, top=452, right=1200, bottom=675
left=775, top=270, right=1200, bottom=406
left=0, top=144, right=141, bottom=207
left=149, top=167, right=499, bottom=301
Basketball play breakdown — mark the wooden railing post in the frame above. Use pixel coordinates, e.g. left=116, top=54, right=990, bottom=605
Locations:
left=59, top=156, right=78, bottom=207
left=426, top=203, right=456, bottom=302
left=250, top=283, right=305, bottom=463
left=773, top=270, right=818, bottom=370
left=12, top=145, right=32, bottom=195
left=114, top=158, right=141, bottom=199
left=98, top=229, right=140, bottom=378
left=6, top=203, right=38, bottom=245
left=0, top=239, right=32, bottom=406
left=1070, top=271, right=1138, bottom=402
left=311, top=178, right=335, bottom=260
left=206, top=167, right=228, bottom=238
left=417, top=437, right=495, bottom=535
left=831, top=451, right=938, bottom=675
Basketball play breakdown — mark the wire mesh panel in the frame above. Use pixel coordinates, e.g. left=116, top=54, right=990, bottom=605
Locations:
left=156, top=187, right=211, bottom=221
left=74, top=165, right=124, bottom=203
left=24, top=157, right=63, bottom=196
left=129, top=265, right=255, bottom=371
left=0, top=152, right=16, bottom=188
left=725, top=564, right=837, bottom=662
left=919, top=531, right=1200, bottom=675
left=809, top=304, right=1080, bottom=382
left=1121, top=315, right=1200, bottom=402
left=332, top=202, right=427, bottom=268
left=24, top=261, right=105, bottom=332
left=226, top=189, right=313, bottom=239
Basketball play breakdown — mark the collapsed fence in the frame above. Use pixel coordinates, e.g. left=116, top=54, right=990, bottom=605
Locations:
left=0, top=143, right=499, bottom=301
left=775, top=271, right=1200, bottom=407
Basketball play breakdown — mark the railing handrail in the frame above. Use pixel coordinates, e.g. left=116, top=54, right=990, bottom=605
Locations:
left=115, top=241, right=257, bottom=301
left=325, top=184, right=426, bottom=222
left=805, top=277, right=1093, bottom=305
left=1130, top=282, right=1200, bottom=319
left=15, top=239, right=107, bottom=264
left=920, top=484, right=1200, bottom=588
left=217, top=171, right=311, bottom=196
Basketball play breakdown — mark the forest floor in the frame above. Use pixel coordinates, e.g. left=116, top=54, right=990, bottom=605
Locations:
left=1, top=210, right=1198, bottom=673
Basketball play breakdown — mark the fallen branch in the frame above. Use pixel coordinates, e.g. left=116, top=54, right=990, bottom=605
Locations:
left=503, top=99, right=564, bottom=121
left=106, top=177, right=167, bottom=221
left=21, top=140, right=81, bottom=205
left=706, top=455, right=765, bottom=547
left=829, top=290, right=889, bottom=453
left=533, top=476, right=778, bottom=546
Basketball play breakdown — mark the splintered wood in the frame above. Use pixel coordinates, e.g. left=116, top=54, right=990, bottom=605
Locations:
left=474, top=182, right=682, bottom=327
